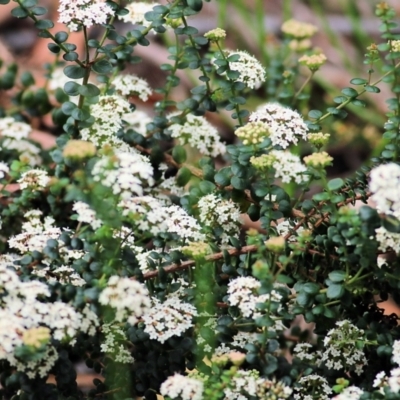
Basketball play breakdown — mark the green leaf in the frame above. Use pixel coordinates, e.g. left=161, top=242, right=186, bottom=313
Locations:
left=382, top=214, right=400, bottom=234
left=78, top=83, right=100, bottom=97
left=176, top=167, right=192, bottom=187
left=214, top=168, right=231, bottom=187
left=303, top=282, right=320, bottom=295
left=350, top=78, right=367, bottom=85
left=31, top=6, right=47, bottom=15
left=341, top=87, right=358, bottom=97
left=64, top=65, right=86, bottom=79
left=231, top=176, right=247, bottom=190
left=92, top=60, right=113, bottom=74
left=11, top=6, right=29, bottom=18
left=55, top=31, right=68, bottom=43
left=172, top=145, right=187, bottom=164
left=328, top=270, right=346, bottom=283
left=61, top=101, right=77, bottom=115
left=350, top=99, right=366, bottom=107
left=71, top=108, right=90, bottom=121
left=64, top=81, right=81, bottom=96
left=308, top=109, right=322, bottom=119
left=63, top=52, right=79, bottom=61
left=365, top=85, right=380, bottom=93
left=327, top=178, right=345, bottom=191
left=327, top=283, right=345, bottom=299
left=34, top=19, right=53, bottom=29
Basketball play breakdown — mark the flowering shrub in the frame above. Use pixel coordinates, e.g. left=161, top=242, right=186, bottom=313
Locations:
left=1, top=1, right=400, bottom=399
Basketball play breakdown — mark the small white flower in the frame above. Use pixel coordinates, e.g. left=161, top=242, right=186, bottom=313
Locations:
left=213, top=50, right=266, bottom=89
left=331, top=386, right=363, bottom=400
left=112, top=74, right=152, bottom=102
left=58, top=0, right=114, bottom=31
left=0, top=162, right=9, bottom=179
left=99, top=276, right=151, bottom=325
left=168, top=113, right=226, bottom=157
left=249, top=103, right=308, bottom=148
left=92, top=150, right=154, bottom=199
left=18, top=169, right=49, bottom=190
left=73, top=201, right=102, bottom=230
left=142, top=298, right=197, bottom=343
left=370, top=163, right=400, bottom=215
left=160, top=373, right=203, bottom=400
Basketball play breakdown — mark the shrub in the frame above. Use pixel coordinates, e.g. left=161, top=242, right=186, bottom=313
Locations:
left=0, top=1, right=400, bottom=399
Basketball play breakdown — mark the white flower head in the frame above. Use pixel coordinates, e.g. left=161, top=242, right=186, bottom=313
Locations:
left=99, top=276, right=151, bottom=325
left=18, top=169, right=49, bottom=190
left=143, top=297, right=198, bottom=343
left=197, top=194, right=241, bottom=244
left=112, top=74, right=152, bottom=102
left=92, top=150, right=154, bottom=199
left=160, top=373, right=203, bottom=400
left=168, top=113, right=226, bottom=157
left=213, top=50, right=266, bottom=89
left=58, top=0, right=115, bottom=31
left=249, top=103, right=308, bottom=148
left=369, top=163, right=400, bottom=215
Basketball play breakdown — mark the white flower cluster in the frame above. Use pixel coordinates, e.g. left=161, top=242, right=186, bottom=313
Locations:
left=251, top=150, right=308, bottom=184
left=100, top=323, right=134, bottom=364
left=249, top=103, right=308, bottom=149
left=142, top=297, right=198, bottom=343
left=214, top=331, right=259, bottom=356
left=58, top=0, right=114, bottom=32
left=119, top=2, right=157, bottom=28
left=160, top=373, right=204, bottom=400
left=8, top=210, right=86, bottom=286
left=0, top=117, right=41, bottom=166
left=332, top=386, right=363, bottom=400
left=0, top=161, right=9, bottom=179
left=168, top=113, right=226, bottom=157
left=224, top=369, right=292, bottom=400
left=293, top=374, right=332, bottom=400
left=370, top=163, right=400, bottom=214
left=227, top=277, right=285, bottom=331
left=293, top=342, right=321, bottom=363
left=99, top=276, right=151, bottom=325
left=164, top=204, right=206, bottom=242
left=393, top=340, right=400, bottom=366
left=92, top=150, right=154, bottom=199
left=73, top=201, right=102, bottom=230
left=214, top=50, right=266, bottom=89
left=369, top=163, right=400, bottom=253
left=198, top=194, right=241, bottom=245
left=112, top=74, right=152, bottom=102
left=17, top=169, right=49, bottom=190
left=321, top=320, right=367, bottom=375
left=51, top=266, right=86, bottom=287
left=120, top=197, right=204, bottom=243
left=0, top=263, right=98, bottom=378
left=80, top=95, right=132, bottom=148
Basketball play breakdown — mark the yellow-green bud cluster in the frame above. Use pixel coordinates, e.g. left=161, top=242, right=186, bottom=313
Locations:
left=235, top=122, right=270, bottom=145
left=289, top=39, right=312, bottom=52
left=23, top=327, right=51, bottom=348
left=63, top=140, right=96, bottom=160
left=303, top=151, right=333, bottom=168
left=181, top=241, right=211, bottom=259
left=299, top=53, right=327, bottom=71
left=204, top=28, right=226, bottom=41
left=250, top=153, right=276, bottom=170
left=389, top=40, right=400, bottom=53
left=281, top=19, right=318, bottom=39
left=265, top=236, right=285, bottom=253
left=307, top=132, right=330, bottom=148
